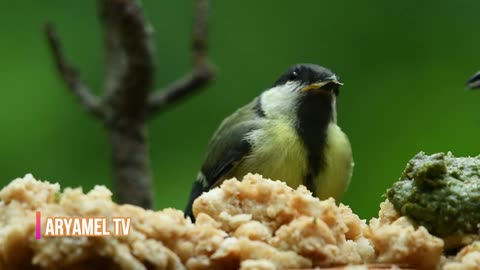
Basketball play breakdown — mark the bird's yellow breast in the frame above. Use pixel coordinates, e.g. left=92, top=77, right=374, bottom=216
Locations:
left=314, top=123, right=353, bottom=200
left=229, top=119, right=353, bottom=202
left=231, top=119, right=307, bottom=187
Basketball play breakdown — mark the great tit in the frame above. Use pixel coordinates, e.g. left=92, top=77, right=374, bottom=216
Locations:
left=467, top=71, right=480, bottom=89
left=185, top=63, right=354, bottom=219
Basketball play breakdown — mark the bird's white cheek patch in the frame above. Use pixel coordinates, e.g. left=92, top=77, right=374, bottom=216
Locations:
left=260, top=84, right=299, bottom=120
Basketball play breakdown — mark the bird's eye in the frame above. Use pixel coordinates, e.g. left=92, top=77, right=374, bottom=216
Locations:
left=288, top=71, right=299, bottom=81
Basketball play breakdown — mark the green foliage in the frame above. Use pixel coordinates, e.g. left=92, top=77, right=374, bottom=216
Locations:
left=0, top=0, right=479, bottom=218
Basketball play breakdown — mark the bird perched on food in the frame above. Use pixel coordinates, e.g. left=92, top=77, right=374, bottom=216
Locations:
left=467, top=71, right=480, bottom=89
left=185, top=63, right=354, bottom=219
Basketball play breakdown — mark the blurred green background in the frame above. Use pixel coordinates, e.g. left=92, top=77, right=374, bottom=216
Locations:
left=0, top=0, right=479, bottom=219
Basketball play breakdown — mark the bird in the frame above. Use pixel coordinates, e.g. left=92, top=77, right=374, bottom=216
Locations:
left=184, top=63, right=354, bottom=219
left=467, top=71, right=480, bottom=89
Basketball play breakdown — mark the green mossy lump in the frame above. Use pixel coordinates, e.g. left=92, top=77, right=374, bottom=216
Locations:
left=387, top=152, right=480, bottom=237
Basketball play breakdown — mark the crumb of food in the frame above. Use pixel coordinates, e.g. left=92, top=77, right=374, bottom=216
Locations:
left=0, top=173, right=467, bottom=270
left=366, top=200, right=444, bottom=270
left=442, top=233, right=480, bottom=251
left=240, top=259, right=276, bottom=270
left=233, top=220, right=272, bottom=241
left=442, top=241, right=480, bottom=270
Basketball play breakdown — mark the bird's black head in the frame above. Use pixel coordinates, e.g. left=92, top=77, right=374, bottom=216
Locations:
left=273, top=64, right=342, bottom=96
left=259, top=63, right=343, bottom=124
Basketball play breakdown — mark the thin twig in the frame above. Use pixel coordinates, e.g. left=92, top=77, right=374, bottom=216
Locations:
left=44, top=23, right=105, bottom=119
left=147, top=0, right=215, bottom=116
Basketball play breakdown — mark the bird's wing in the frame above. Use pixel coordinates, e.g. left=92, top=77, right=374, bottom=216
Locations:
left=185, top=98, right=263, bottom=217
left=201, top=121, right=258, bottom=186
left=202, top=103, right=263, bottom=185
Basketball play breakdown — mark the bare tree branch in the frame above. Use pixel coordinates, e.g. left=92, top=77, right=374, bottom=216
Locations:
left=45, top=0, right=214, bottom=209
left=44, top=23, right=105, bottom=119
left=99, top=0, right=155, bottom=117
left=97, top=0, right=155, bottom=209
left=147, top=0, right=215, bottom=116
left=148, top=66, right=214, bottom=115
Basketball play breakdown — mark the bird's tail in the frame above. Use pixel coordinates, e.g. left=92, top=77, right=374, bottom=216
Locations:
left=184, top=181, right=205, bottom=221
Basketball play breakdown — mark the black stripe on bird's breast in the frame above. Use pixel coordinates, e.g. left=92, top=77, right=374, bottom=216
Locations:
left=295, top=94, right=333, bottom=195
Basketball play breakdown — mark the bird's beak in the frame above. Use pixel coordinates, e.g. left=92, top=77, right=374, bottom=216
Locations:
left=466, top=71, right=480, bottom=90
left=301, top=79, right=343, bottom=93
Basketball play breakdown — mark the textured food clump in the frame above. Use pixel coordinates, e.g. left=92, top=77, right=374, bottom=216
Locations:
left=0, top=173, right=464, bottom=270
left=193, top=174, right=375, bottom=267
left=387, top=152, right=480, bottom=237
left=442, top=241, right=480, bottom=270
left=0, top=174, right=368, bottom=270
left=366, top=201, right=444, bottom=270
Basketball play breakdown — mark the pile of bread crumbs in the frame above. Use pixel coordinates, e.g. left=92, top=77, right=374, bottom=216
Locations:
left=0, top=174, right=478, bottom=270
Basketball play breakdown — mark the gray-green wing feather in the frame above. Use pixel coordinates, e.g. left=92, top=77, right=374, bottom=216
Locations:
left=185, top=98, right=263, bottom=218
